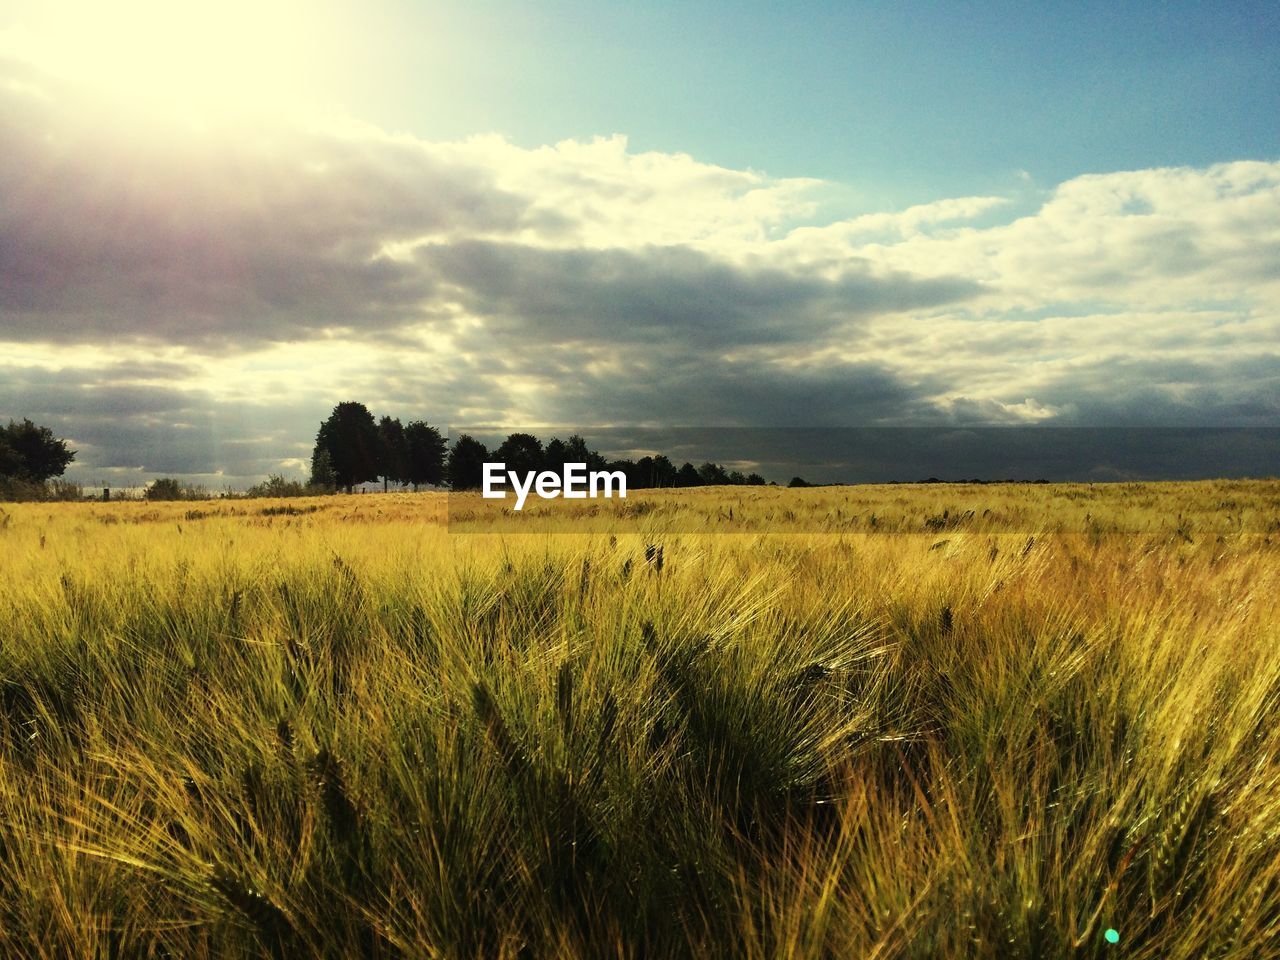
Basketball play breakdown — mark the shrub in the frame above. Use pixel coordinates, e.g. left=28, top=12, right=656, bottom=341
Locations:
left=0, top=477, right=85, bottom=502
left=145, top=478, right=206, bottom=501
left=46, top=479, right=84, bottom=501
left=245, top=474, right=310, bottom=499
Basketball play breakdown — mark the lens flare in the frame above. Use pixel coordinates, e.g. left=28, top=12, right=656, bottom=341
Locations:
left=1, top=1, right=332, bottom=118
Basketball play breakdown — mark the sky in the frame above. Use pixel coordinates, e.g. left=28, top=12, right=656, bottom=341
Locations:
left=0, top=0, right=1278, bottom=486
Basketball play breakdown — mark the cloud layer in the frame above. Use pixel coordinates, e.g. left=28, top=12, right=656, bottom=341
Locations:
left=1, top=55, right=1277, bottom=483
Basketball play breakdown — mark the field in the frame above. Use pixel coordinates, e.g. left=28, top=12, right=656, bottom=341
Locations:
left=2, top=482, right=1279, bottom=958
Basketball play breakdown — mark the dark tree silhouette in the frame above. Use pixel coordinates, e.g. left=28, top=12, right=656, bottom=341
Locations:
left=0, top=419, right=76, bottom=482
left=634, top=455, right=655, bottom=488
left=651, top=454, right=677, bottom=487
left=404, top=421, right=446, bottom=490
left=631, top=455, right=676, bottom=488
left=564, top=434, right=606, bottom=471
left=377, top=416, right=409, bottom=492
left=0, top=434, right=18, bottom=479
left=303, top=416, right=778, bottom=495
left=309, top=448, right=336, bottom=490
left=314, top=402, right=380, bottom=493
left=788, top=476, right=810, bottom=488
left=447, top=434, right=489, bottom=490
left=495, top=432, right=544, bottom=477
left=607, top=458, right=639, bottom=488
left=146, top=477, right=186, bottom=501
left=698, top=461, right=729, bottom=485
left=543, top=437, right=569, bottom=471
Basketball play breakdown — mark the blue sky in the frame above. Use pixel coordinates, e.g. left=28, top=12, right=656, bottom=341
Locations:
left=0, top=0, right=1278, bottom=485
left=339, top=1, right=1280, bottom=205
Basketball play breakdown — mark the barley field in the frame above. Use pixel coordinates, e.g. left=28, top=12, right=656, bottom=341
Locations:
left=1, top=482, right=1279, bottom=959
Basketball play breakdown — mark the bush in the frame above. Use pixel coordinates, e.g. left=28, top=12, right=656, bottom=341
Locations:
left=243, top=474, right=334, bottom=499
left=245, top=475, right=309, bottom=499
left=145, top=478, right=207, bottom=501
left=0, top=477, right=84, bottom=502
left=46, top=479, right=84, bottom=501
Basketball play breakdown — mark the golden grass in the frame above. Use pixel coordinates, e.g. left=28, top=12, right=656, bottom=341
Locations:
left=0, top=481, right=1278, bottom=957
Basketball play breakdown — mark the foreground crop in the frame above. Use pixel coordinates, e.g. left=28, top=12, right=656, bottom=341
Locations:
left=1, top=484, right=1278, bottom=958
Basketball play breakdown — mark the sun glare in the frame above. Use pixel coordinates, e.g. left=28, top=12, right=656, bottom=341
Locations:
left=2, top=1, right=329, bottom=117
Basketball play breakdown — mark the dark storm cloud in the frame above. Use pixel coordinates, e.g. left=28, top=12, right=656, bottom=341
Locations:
left=1028, top=353, right=1280, bottom=427
left=0, top=362, right=206, bottom=422
left=1, top=360, right=294, bottom=477
left=0, top=353, right=521, bottom=482
left=41, top=400, right=318, bottom=481
left=0, top=381, right=197, bottom=418
left=0, top=57, right=983, bottom=352
left=457, top=425, right=1279, bottom=486
left=525, top=351, right=937, bottom=426
left=417, top=240, right=984, bottom=347
left=0, top=58, right=529, bottom=347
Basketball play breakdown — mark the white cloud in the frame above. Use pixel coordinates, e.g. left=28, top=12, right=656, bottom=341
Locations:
left=830, top=161, right=1280, bottom=311
left=1, top=55, right=1277, bottom=481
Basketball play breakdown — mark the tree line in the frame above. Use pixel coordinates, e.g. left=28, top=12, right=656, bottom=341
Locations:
left=310, top=402, right=447, bottom=493
left=310, top=402, right=773, bottom=492
left=0, top=407, right=787, bottom=502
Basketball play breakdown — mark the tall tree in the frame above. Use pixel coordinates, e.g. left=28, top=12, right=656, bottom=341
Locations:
left=563, top=434, right=606, bottom=471
left=447, top=434, right=489, bottom=490
left=404, top=421, right=446, bottom=490
left=543, top=437, right=569, bottom=471
left=652, top=454, right=677, bottom=487
left=377, top=415, right=409, bottom=492
left=1, top=419, right=76, bottom=482
left=0, top=433, right=19, bottom=478
left=676, top=462, right=701, bottom=487
left=309, top=447, right=336, bottom=490
left=698, top=461, right=729, bottom=485
left=313, top=402, right=380, bottom=493
left=634, top=455, right=656, bottom=489
left=495, top=432, right=544, bottom=476
left=603, top=458, right=636, bottom=488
